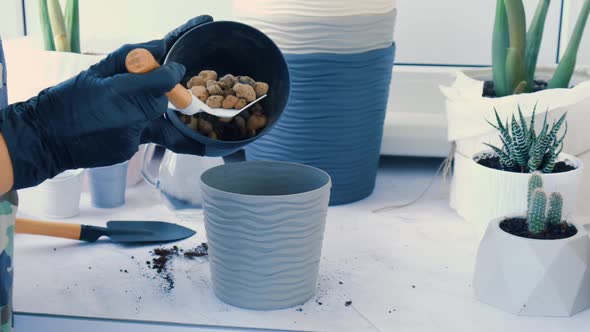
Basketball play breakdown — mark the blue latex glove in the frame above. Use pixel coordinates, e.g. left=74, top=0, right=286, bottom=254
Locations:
left=139, top=16, right=213, bottom=155
left=0, top=16, right=212, bottom=190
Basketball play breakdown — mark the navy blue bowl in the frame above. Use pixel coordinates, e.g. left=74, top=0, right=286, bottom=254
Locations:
left=164, top=21, right=290, bottom=157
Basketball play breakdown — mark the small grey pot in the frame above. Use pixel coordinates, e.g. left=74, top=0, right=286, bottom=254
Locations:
left=200, top=161, right=331, bottom=310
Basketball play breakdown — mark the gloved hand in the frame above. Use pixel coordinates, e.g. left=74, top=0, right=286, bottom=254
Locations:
left=0, top=15, right=212, bottom=190
left=139, top=16, right=212, bottom=155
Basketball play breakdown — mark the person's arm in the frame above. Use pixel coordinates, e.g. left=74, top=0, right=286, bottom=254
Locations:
left=0, top=16, right=212, bottom=195
left=0, top=133, right=14, bottom=195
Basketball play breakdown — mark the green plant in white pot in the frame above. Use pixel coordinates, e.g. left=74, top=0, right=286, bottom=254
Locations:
left=473, top=174, right=590, bottom=316
left=491, top=0, right=589, bottom=96
left=455, top=105, right=583, bottom=229
left=441, top=0, right=590, bottom=219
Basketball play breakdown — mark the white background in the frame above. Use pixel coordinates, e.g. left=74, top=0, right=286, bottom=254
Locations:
left=0, top=0, right=586, bottom=65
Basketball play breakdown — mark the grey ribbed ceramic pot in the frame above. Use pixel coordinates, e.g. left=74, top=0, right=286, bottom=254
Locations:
left=200, top=161, right=331, bottom=310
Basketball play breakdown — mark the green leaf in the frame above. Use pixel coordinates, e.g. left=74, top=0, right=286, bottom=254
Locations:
left=506, top=48, right=526, bottom=96
left=493, top=0, right=510, bottom=97
left=47, top=0, right=70, bottom=52
left=513, top=80, right=527, bottom=94
left=504, top=0, right=527, bottom=93
left=511, top=114, right=528, bottom=167
left=545, top=113, right=567, bottom=146
left=549, top=0, right=590, bottom=88
left=528, top=139, right=545, bottom=171
left=65, top=0, right=80, bottom=53
left=525, top=0, right=551, bottom=91
left=528, top=102, right=538, bottom=138
left=518, top=105, right=529, bottom=139
left=484, top=143, right=516, bottom=169
left=38, top=0, right=55, bottom=51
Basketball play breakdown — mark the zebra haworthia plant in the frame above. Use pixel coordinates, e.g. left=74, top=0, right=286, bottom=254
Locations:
left=526, top=174, right=564, bottom=234
left=493, top=0, right=590, bottom=96
left=485, top=105, right=567, bottom=173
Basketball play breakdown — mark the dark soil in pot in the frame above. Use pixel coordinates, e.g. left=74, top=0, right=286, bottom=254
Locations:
left=500, top=218, right=577, bottom=240
left=475, top=154, right=576, bottom=173
left=483, top=80, right=549, bottom=97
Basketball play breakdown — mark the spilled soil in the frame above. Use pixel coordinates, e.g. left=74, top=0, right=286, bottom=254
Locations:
left=147, top=243, right=209, bottom=291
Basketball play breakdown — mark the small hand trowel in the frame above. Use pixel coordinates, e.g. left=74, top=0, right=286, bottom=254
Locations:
left=15, top=218, right=195, bottom=243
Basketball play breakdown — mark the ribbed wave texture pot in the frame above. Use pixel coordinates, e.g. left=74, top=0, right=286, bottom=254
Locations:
left=200, top=161, right=331, bottom=310
left=236, top=9, right=397, bottom=54
left=246, top=46, right=395, bottom=204
left=234, top=0, right=396, bottom=17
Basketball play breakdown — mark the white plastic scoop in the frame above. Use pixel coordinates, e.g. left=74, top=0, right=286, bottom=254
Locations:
left=125, top=48, right=266, bottom=119
left=177, top=94, right=267, bottom=118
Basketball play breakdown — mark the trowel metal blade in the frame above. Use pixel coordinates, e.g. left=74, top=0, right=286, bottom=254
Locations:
left=105, top=221, right=195, bottom=243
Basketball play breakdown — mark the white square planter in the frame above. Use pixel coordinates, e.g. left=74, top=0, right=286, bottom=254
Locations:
left=474, top=217, right=590, bottom=316
left=451, top=151, right=583, bottom=229
left=441, top=67, right=590, bottom=218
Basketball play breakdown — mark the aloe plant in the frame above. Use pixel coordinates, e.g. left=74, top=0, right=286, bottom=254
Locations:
left=548, top=0, right=590, bottom=88
left=492, top=0, right=590, bottom=96
left=485, top=105, right=567, bottom=173
left=46, top=0, right=69, bottom=52
left=39, top=0, right=80, bottom=53
left=64, top=0, right=80, bottom=53
left=38, top=0, right=55, bottom=51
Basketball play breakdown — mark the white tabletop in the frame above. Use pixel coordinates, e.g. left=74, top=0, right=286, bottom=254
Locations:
left=13, top=157, right=590, bottom=332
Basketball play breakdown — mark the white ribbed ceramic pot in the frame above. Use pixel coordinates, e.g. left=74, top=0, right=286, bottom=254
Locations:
left=18, top=169, right=84, bottom=219
left=451, top=151, right=583, bottom=230
left=234, top=0, right=396, bottom=17
left=234, top=0, right=397, bottom=54
left=474, top=216, right=590, bottom=316
left=442, top=67, right=590, bottom=216
left=200, top=161, right=331, bottom=310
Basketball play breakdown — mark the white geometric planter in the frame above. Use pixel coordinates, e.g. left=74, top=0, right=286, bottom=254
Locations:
left=474, top=217, right=590, bottom=316
left=451, top=151, right=583, bottom=229
left=441, top=67, right=590, bottom=215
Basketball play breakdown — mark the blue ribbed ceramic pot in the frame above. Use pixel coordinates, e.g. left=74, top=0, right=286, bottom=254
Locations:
left=200, top=161, right=331, bottom=310
left=245, top=45, right=395, bottom=205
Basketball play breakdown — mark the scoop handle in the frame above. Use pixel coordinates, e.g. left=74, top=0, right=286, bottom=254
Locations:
left=15, top=217, right=82, bottom=240
left=125, top=48, right=192, bottom=110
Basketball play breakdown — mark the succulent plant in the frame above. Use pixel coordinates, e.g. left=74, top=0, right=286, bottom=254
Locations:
left=527, top=173, right=543, bottom=205
left=528, top=188, right=547, bottom=233
left=485, top=105, right=567, bottom=173
left=547, top=192, right=563, bottom=224
left=525, top=174, right=565, bottom=234
left=39, top=0, right=79, bottom=53
left=492, top=0, right=590, bottom=97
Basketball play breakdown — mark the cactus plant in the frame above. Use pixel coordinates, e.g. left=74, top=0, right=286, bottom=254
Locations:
left=485, top=105, right=567, bottom=173
left=547, top=192, right=563, bottom=224
left=528, top=189, right=547, bottom=233
left=528, top=173, right=543, bottom=205
left=492, top=0, right=590, bottom=96
left=525, top=174, right=565, bottom=234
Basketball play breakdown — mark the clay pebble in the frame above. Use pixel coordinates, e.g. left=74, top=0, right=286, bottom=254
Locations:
left=233, top=83, right=256, bottom=102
